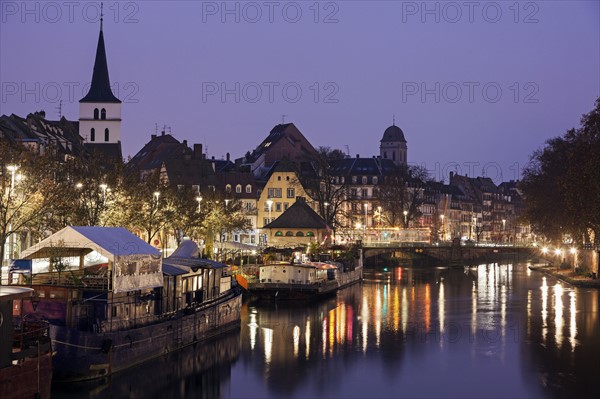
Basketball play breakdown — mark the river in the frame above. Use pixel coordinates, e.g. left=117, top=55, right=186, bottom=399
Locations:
left=52, top=263, right=600, bottom=398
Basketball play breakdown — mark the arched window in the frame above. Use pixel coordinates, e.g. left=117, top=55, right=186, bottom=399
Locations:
left=246, top=184, right=252, bottom=193
left=93, top=108, right=99, bottom=120
left=236, top=184, right=242, bottom=193
left=104, top=128, right=109, bottom=142
left=90, top=128, right=95, bottom=141
left=275, top=231, right=283, bottom=237
left=225, top=184, right=231, bottom=193
left=306, top=231, right=314, bottom=237
left=373, top=177, right=378, bottom=185
left=285, top=231, right=294, bottom=237
left=101, top=108, right=106, bottom=120
left=295, top=232, right=305, bottom=237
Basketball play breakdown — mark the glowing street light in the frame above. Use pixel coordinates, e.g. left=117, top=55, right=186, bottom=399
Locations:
left=541, top=246, right=549, bottom=254
left=266, top=199, right=273, bottom=224
left=196, top=196, right=203, bottom=212
left=153, top=191, right=160, bottom=206
left=403, top=210, right=408, bottom=227
left=569, top=247, right=577, bottom=255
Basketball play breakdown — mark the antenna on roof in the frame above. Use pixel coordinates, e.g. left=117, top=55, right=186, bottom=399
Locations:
left=100, top=2, right=103, bottom=31
left=55, top=100, right=62, bottom=119
left=344, top=145, right=350, bottom=157
left=281, top=114, right=287, bottom=124
left=393, top=114, right=395, bottom=126
left=155, top=123, right=158, bottom=135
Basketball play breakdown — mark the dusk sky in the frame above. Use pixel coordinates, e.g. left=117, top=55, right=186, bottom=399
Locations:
left=1, top=1, right=598, bottom=183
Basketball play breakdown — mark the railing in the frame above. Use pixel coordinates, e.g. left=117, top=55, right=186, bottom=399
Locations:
left=31, top=269, right=110, bottom=290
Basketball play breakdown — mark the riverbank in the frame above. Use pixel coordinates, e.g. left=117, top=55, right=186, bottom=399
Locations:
left=528, top=264, right=600, bottom=288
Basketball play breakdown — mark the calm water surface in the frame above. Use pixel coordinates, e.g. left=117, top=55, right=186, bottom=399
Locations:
left=52, top=263, right=600, bottom=398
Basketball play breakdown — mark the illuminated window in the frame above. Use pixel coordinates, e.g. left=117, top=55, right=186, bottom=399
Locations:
left=306, top=231, right=314, bottom=237
left=275, top=231, right=283, bottom=236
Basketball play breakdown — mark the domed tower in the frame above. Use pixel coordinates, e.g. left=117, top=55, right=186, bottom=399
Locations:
left=380, top=121, right=407, bottom=166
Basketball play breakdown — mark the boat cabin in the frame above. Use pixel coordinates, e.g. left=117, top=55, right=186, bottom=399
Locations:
left=259, top=262, right=339, bottom=285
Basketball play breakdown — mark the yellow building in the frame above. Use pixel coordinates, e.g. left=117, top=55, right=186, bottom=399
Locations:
left=257, top=161, right=311, bottom=229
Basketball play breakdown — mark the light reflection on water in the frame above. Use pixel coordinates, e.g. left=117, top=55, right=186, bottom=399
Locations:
left=232, top=263, right=599, bottom=399
left=51, top=263, right=600, bottom=399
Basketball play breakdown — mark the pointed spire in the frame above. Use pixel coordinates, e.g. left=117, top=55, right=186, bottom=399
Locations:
left=80, top=5, right=120, bottom=104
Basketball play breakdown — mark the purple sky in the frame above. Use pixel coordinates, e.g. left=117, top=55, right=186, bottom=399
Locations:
left=1, top=1, right=598, bottom=183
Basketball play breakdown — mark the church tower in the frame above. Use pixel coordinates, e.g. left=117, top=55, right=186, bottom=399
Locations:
left=380, top=119, right=407, bottom=166
left=79, top=8, right=122, bottom=160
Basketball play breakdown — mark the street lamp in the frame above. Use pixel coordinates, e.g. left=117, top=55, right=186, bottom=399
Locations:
left=99, top=183, right=108, bottom=203
left=266, top=199, right=273, bottom=224
left=440, top=214, right=445, bottom=241
left=403, top=210, right=408, bottom=228
left=153, top=191, right=160, bottom=204
left=196, top=196, right=203, bottom=212
left=5, top=165, right=19, bottom=273
left=364, top=203, right=369, bottom=228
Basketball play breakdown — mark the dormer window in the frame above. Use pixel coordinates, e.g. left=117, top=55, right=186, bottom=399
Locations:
left=225, top=184, right=231, bottom=193
left=93, top=108, right=99, bottom=120
left=246, top=184, right=252, bottom=193
left=101, top=108, right=106, bottom=120
left=236, top=184, right=242, bottom=193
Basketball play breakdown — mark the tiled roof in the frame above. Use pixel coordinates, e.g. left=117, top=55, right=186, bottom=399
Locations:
left=264, top=198, right=327, bottom=229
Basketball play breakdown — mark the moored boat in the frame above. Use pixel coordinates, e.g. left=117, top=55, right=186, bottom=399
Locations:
left=13, top=226, right=242, bottom=382
left=238, top=246, right=363, bottom=300
left=0, top=286, right=52, bottom=399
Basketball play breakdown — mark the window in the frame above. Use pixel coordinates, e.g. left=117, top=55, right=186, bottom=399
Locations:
left=287, top=188, right=295, bottom=198
left=383, top=151, right=387, bottom=159
left=268, top=188, right=282, bottom=198
left=264, top=218, right=270, bottom=226
left=284, top=203, right=289, bottom=211
left=352, top=176, right=357, bottom=184
left=90, top=128, right=95, bottom=141
left=236, top=184, right=242, bottom=193
left=277, top=176, right=281, bottom=181
left=362, top=188, right=368, bottom=198
left=275, top=231, right=283, bottom=236
left=373, top=177, right=378, bottom=185
left=306, top=231, right=314, bottom=237
left=101, top=108, right=106, bottom=120
left=93, top=108, right=99, bottom=120
left=295, top=232, right=305, bottom=237
left=341, top=177, right=345, bottom=184
left=392, top=152, right=396, bottom=161
left=350, top=188, right=357, bottom=198
left=285, top=231, right=294, bottom=237
left=275, top=202, right=282, bottom=212
left=192, top=185, right=199, bottom=193
left=104, top=128, right=109, bottom=142
left=246, top=184, right=252, bottom=193
left=362, top=176, right=367, bottom=184
left=225, top=184, right=231, bottom=193
left=286, top=176, right=290, bottom=181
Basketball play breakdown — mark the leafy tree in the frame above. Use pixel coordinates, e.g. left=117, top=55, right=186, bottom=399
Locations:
left=0, top=142, right=65, bottom=282
left=520, top=98, right=600, bottom=244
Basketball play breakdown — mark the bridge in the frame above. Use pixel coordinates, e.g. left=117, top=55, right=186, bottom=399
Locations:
left=361, top=242, right=537, bottom=266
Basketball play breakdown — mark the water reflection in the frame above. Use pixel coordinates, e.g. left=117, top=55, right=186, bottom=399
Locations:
left=234, top=264, right=599, bottom=398
left=52, top=329, right=240, bottom=399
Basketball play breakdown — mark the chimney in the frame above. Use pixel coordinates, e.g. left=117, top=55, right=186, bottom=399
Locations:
left=182, top=139, right=188, bottom=147
left=226, top=152, right=230, bottom=161
left=449, top=171, right=454, bottom=181
left=194, top=144, right=203, bottom=159
left=161, top=130, right=165, bottom=136
left=151, top=134, right=157, bottom=140
left=356, top=154, right=360, bottom=158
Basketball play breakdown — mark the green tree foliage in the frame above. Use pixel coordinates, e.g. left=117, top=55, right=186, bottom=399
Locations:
left=0, top=143, right=65, bottom=280
left=520, top=98, right=600, bottom=243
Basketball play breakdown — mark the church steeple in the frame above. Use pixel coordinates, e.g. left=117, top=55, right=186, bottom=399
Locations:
left=80, top=4, right=120, bottom=104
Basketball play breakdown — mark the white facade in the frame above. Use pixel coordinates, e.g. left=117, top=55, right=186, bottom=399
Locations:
left=79, top=102, right=121, bottom=144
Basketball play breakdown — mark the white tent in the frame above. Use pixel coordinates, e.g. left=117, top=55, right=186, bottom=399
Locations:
left=20, top=226, right=163, bottom=293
